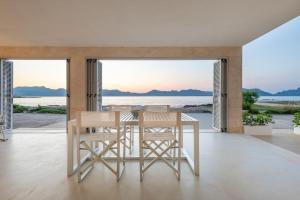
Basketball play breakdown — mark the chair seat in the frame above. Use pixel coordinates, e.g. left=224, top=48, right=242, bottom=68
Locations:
left=144, top=132, right=176, bottom=141
left=81, top=132, right=124, bottom=142
left=104, top=126, right=130, bottom=132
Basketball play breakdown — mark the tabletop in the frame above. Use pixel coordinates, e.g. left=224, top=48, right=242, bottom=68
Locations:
left=69, top=112, right=199, bottom=126
left=120, top=112, right=198, bottom=122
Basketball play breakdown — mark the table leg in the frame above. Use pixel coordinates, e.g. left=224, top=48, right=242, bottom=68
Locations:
left=194, top=122, right=200, bottom=176
left=67, top=121, right=74, bottom=177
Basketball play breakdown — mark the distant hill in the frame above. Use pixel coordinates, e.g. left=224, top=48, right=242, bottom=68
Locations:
left=13, top=87, right=213, bottom=97
left=14, top=86, right=66, bottom=96
left=274, top=87, right=300, bottom=96
left=13, top=86, right=300, bottom=97
left=103, top=89, right=212, bottom=96
left=243, top=87, right=300, bottom=96
left=242, top=88, right=273, bottom=96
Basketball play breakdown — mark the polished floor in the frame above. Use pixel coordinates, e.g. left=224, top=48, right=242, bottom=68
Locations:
left=1, top=132, right=300, bottom=200
left=254, top=132, right=300, bottom=155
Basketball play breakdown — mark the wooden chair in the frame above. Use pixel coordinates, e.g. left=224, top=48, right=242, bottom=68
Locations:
left=139, top=111, right=182, bottom=181
left=108, top=105, right=134, bottom=154
left=144, top=105, right=170, bottom=112
left=144, top=105, right=172, bottom=154
left=76, top=111, right=125, bottom=182
left=0, top=115, right=6, bottom=141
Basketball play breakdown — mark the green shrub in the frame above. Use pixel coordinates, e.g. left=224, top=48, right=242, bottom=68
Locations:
left=293, top=112, right=300, bottom=127
left=251, top=104, right=300, bottom=115
left=243, top=91, right=259, bottom=112
left=13, top=104, right=28, bottom=113
left=243, top=112, right=273, bottom=126
left=34, top=105, right=66, bottom=114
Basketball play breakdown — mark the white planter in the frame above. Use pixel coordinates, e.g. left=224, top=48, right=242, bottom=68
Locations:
left=244, top=125, right=272, bottom=135
left=294, top=126, right=300, bottom=135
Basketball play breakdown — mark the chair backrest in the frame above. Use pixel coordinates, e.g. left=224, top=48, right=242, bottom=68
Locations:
left=144, top=105, right=170, bottom=112
left=76, top=111, right=120, bottom=129
left=108, top=105, right=132, bottom=112
left=139, top=111, right=181, bottom=128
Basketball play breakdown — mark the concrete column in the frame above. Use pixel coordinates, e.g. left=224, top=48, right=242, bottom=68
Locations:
left=227, top=55, right=243, bottom=133
left=69, top=56, right=86, bottom=119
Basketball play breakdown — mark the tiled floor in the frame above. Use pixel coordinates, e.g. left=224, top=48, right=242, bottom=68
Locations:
left=1, top=131, right=300, bottom=200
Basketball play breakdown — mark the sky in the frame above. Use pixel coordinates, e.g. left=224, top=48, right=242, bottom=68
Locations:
left=243, top=16, right=300, bottom=93
left=13, top=60, right=66, bottom=89
left=12, top=16, right=300, bottom=93
left=102, top=60, right=215, bottom=92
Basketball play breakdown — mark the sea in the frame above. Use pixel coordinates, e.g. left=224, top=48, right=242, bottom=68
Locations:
left=13, top=96, right=300, bottom=107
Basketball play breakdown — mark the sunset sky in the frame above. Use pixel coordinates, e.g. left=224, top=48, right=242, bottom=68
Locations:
left=13, top=60, right=67, bottom=89
left=13, top=16, right=300, bottom=93
left=243, top=16, right=300, bottom=93
left=102, top=60, right=215, bottom=92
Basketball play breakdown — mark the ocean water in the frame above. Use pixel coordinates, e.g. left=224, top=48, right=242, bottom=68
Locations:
left=13, top=96, right=300, bottom=107
left=13, top=96, right=213, bottom=107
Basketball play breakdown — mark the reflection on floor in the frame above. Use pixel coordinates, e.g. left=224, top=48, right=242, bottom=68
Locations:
left=1, top=131, right=300, bottom=200
left=254, top=131, right=300, bottom=155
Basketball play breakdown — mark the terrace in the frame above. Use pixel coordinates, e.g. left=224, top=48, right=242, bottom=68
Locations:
left=1, top=131, right=300, bottom=200
left=0, top=0, right=300, bottom=200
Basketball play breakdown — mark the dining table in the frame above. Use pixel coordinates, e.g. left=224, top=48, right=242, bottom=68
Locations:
left=67, top=112, right=200, bottom=177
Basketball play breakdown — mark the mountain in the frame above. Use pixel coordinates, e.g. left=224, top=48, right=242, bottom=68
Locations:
left=14, top=86, right=66, bottom=96
left=102, top=89, right=140, bottom=96
left=242, top=88, right=273, bottom=96
left=13, top=87, right=212, bottom=97
left=243, top=87, right=300, bottom=96
left=103, top=89, right=212, bottom=96
left=12, top=86, right=300, bottom=97
left=274, top=87, right=300, bottom=96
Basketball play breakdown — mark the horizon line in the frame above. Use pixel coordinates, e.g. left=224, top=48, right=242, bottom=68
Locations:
left=13, top=85, right=300, bottom=94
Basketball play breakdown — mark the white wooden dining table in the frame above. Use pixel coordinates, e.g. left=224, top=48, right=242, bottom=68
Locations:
left=67, top=112, right=200, bottom=177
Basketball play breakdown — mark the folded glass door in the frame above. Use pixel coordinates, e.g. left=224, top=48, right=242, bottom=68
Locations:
left=86, top=59, right=102, bottom=111
left=0, top=60, right=13, bottom=131
left=66, top=59, right=70, bottom=121
left=213, top=59, right=227, bottom=132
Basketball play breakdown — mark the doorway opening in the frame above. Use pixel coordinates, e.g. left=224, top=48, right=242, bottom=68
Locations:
left=99, top=59, right=226, bottom=132
left=0, top=59, right=68, bottom=135
left=87, top=59, right=227, bottom=158
left=243, top=16, right=300, bottom=154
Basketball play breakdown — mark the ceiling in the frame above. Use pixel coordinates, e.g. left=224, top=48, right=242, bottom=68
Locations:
left=0, top=0, right=299, bottom=47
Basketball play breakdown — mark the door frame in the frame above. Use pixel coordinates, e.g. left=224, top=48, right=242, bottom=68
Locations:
left=96, top=58, right=228, bottom=131
left=1, top=58, right=70, bottom=132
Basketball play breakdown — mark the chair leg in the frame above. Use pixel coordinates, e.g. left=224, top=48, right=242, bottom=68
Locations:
left=178, top=133, right=182, bottom=180
left=131, top=125, right=135, bottom=154
left=117, top=134, right=121, bottom=182
left=0, top=128, right=7, bottom=141
left=76, top=135, right=82, bottom=183
left=172, top=144, right=176, bottom=166
left=139, top=130, right=144, bottom=181
left=123, top=135, right=126, bottom=166
left=128, top=127, right=132, bottom=153
left=178, top=145, right=181, bottom=180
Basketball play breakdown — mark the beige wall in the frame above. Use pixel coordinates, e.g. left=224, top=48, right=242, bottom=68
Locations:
left=0, top=47, right=243, bottom=133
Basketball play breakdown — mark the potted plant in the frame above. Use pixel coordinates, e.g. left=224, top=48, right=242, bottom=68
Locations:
left=293, top=112, right=300, bottom=135
left=243, top=112, right=273, bottom=135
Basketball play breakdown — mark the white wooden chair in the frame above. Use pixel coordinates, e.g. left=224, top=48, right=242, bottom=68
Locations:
left=139, top=111, right=182, bottom=181
left=144, top=105, right=172, bottom=155
left=0, top=115, right=6, bottom=141
left=108, top=105, right=134, bottom=154
left=76, top=111, right=125, bottom=182
left=144, top=105, right=170, bottom=112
